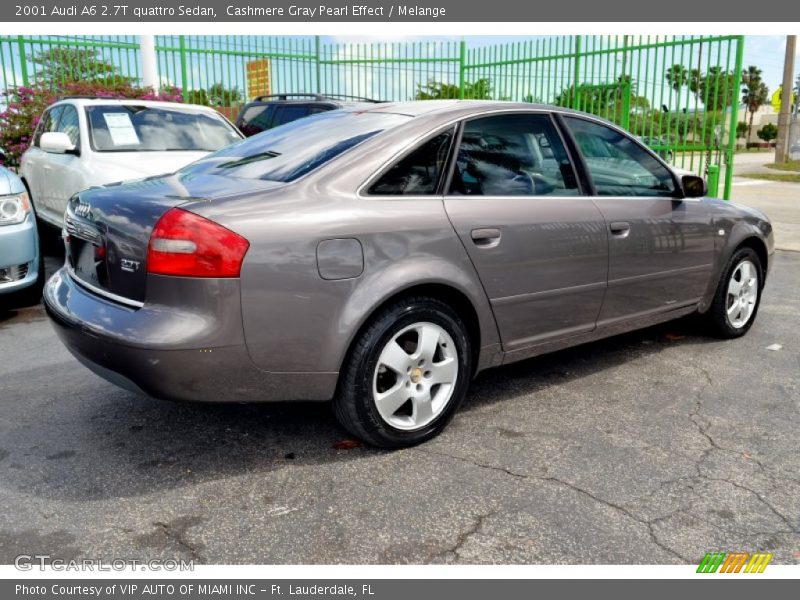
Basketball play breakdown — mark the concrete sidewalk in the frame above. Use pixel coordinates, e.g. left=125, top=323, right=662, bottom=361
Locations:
left=731, top=178, right=800, bottom=252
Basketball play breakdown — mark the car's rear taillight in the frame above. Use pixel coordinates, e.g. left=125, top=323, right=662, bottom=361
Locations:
left=147, top=208, right=249, bottom=278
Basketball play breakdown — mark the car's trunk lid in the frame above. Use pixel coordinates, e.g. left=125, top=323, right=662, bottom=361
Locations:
left=65, top=172, right=280, bottom=304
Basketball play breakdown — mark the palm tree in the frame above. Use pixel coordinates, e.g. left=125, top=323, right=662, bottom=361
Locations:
left=665, top=64, right=687, bottom=92
left=741, top=65, right=769, bottom=144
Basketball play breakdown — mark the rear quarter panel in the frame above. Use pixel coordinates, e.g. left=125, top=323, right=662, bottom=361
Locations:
left=195, top=181, right=500, bottom=375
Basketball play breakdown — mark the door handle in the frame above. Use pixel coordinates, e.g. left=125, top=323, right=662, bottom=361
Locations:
left=470, top=228, right=502, bottom=248
left=609, top=221, right=631, bottom=237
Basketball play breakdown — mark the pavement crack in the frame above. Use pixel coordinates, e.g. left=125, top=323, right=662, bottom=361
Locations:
left=702, top=477, right=798, bottom=534
left=152, top=521, right=203, bottom=563
left=540, top=476, right=692, bottom=564
left=416, top=447, right=691, bottom=563
left=433, top=510, right=496, bottom=562
left=415, top=447, right=530, bottom=479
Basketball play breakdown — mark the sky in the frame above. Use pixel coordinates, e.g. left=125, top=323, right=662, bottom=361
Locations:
left=323, top=34, right=800, bottom=94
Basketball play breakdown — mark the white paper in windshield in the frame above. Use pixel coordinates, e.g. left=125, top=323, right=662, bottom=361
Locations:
left=102, top=112, right=140, bottom=146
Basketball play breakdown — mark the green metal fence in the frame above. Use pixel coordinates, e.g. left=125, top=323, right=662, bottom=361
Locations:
left=0, top=34, right=744, bottom=198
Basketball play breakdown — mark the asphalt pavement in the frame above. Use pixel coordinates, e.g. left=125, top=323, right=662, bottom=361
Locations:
left=0, top=222, right=798, bottom=565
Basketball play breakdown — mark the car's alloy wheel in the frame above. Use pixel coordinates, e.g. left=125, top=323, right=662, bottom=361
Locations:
left=334, top=296, right=472, bottom=448
left=705, top=247, right=762, bottom=338
left=372, top=322, right=459, bottom=431
left=725, top=259, right=758, bottom=329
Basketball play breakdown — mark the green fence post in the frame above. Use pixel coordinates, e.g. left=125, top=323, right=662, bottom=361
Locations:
left=620, top=80, right=631, bottom=130
left=707, top=164, right=720, bottom=197
left=571, top=35, right=581, bottom=110
left=178, top=36, right=188, bottom=101
left=723, top=36, right=745, bottom=201
left=458, top=39, right=466, bottom=99
left=16, top=36, right=28, bottom=86
left=315, top=35, right=322, bottom=94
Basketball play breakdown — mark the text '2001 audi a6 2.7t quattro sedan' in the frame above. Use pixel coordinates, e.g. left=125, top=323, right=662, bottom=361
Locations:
left=44, top=101, right=774, bottom=448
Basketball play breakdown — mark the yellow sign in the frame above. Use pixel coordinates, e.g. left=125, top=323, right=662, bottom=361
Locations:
left=246, top=59, right=272, bottom=99
left=771, top=86, right=798, bottom=112
left=771, top=87, right=783, bottom=112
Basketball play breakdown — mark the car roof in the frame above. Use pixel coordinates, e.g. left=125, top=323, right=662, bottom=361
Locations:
left=50, top=97, right=221, bottom=114
left=336, top=99, right=579, bottom=118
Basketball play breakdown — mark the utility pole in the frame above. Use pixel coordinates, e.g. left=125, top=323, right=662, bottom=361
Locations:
left=775, top=35, right=796, bottom=163
left=139, top=35, right=159, bottom=93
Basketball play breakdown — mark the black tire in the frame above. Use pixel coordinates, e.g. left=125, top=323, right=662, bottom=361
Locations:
left=704, top=247, right=763, bottom=339
left=333, top=296, right=472, bottom=449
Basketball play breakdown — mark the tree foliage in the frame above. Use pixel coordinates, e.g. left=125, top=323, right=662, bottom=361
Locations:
left=415, top=78, right=492, bottom=100
left=756, top=122, right=778, bottom=143
left=741, top=65, right=769, bottom=142
left=664, top=63, right=737, bottom=112
left=185, top=82, right=243, bottom=106
left=31, top=47, right=127, bottom=85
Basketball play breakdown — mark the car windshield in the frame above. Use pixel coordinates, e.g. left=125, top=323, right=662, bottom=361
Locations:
left=181, top=109, right=410, bottom=183
left=86, top=105, right=241, bottom=152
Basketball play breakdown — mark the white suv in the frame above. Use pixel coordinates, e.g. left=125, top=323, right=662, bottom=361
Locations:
left=20, top=97, right=243, bottom=227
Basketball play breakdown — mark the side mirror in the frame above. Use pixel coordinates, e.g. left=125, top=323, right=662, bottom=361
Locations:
left=40, top=132, right=78, bottom=155
left=681, top=174, right=707, bottom=198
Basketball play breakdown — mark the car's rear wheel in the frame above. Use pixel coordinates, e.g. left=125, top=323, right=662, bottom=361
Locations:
left=704, top=247, right=762, bottom=338
left=333, top=296, right=472, bottom=448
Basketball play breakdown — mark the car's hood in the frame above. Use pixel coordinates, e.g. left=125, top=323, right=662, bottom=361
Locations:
left=0, top=166, right=25, bottom=195
left=87, top=151, right=211, bottom=185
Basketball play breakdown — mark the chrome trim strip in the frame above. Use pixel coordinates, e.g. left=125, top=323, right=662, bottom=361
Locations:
left=67, top=266, right=144, bottom=309
left=491, top=280, right=607, bottom=307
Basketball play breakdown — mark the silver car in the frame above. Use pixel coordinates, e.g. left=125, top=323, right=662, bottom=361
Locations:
left=44, top=101, right=774, bottom=447
left=0, top=163, right=43, bottom=307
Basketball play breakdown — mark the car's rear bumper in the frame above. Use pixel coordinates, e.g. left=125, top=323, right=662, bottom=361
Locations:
left=0, top=214, right=39, bottom=295
left=43, top=267, right=338, bottom=402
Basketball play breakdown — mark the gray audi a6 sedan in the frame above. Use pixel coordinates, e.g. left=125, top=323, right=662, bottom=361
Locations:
left=44, top=100, right=774, bottom=448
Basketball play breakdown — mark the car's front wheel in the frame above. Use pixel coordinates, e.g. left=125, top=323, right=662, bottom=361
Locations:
left=334, top=296, right=472, bottom=448
left=704, top=247, right=763, bottom=338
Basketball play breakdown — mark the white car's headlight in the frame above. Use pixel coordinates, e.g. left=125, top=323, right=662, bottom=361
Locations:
left=0, top=192, right=30, bottom=226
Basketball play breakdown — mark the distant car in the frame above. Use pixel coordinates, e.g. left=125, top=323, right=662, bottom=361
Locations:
left=45, top=101, right=774, bottom=448
left=19, top=97, right=243, bottom=228
left=0, top=163, right=43, bottom=307
left=236, top=93, right=379, bottom=137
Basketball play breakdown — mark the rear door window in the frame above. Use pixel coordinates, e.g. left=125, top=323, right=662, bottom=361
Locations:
left=369, top=128, right=455, bottom=195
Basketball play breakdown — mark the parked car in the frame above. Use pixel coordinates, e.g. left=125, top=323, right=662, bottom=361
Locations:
left=44, top=101, right=774, bottom=448
left=236, top=93, right=379, bottom=137
left=0, top=163, right=43, bottom=307
left=19, top=97, right=243, bottom=228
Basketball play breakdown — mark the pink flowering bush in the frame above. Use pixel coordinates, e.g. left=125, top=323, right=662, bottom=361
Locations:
left=0, top=82, right=183, bottom=168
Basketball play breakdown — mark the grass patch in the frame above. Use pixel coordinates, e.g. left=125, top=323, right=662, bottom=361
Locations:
left=740, top=172, right=800, bottom=183
left=765, top=161, right=800, bottom=172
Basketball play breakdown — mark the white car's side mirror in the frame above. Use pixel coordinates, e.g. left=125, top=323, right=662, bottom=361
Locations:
left=40, top=132, right=78, bottom=155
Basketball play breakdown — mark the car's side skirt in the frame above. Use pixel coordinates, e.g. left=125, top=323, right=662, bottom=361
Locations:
left=500, top=302, right=699, bottom=366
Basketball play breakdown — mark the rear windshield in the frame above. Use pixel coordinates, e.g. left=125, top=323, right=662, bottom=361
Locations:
left=86, top=105, right=241, bottom=152
left=181, top=110, right=410, bottom=183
